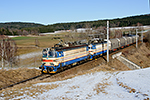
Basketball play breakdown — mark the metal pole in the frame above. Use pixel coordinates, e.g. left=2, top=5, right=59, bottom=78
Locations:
left=1, top=39, right=4, bottom=69
left=107, top=21, right=109, bottom=62
left=129, top=31, right=131, bottom=35
left=136, top=29, right=138, bottom=48
left=141, top=30, right=143, bottom=43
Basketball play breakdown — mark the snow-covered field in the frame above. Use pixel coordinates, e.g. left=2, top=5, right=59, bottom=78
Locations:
left=2, top=68, right=149, bottom=100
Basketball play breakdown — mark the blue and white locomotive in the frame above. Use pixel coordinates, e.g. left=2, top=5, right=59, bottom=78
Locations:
left=39, top=35, right=138, bottom=73
left=40, top=44, right=89, bottom=73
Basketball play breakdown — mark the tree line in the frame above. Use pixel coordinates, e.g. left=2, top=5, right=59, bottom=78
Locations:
left=0, top=14, right=150, bottom=35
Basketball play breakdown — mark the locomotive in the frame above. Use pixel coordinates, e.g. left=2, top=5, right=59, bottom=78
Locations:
left=39, top=35, right=139, bottom=74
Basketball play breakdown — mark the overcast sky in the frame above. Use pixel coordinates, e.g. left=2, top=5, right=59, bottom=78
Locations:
left=0, top=0, right=149, bottom=25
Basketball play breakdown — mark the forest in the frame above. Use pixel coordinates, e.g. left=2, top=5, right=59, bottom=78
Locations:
left=0, top=14, right=150, bottom=35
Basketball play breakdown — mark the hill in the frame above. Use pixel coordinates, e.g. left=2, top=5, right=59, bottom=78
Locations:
left=0, top=22, right=44, bottom=35
left=0, top=22, right=44, bottom=29
left=33, top=13, right=150, bottom=33
left=0, top=14, right=150, bottom=35
left=43, top=14, right=150, bottom=31
left=37, top=14, right=150, bottom=33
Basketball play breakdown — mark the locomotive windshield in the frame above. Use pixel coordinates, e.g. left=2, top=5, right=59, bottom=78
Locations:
left=42, top=48, right=56, bottom=58
left=49, top=50, right=56, bottom=57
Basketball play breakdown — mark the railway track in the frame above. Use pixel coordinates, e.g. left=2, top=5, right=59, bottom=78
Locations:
left=0, top=74, right=52, bottom=91
left=44, top=44, right=137, bottom=81
left=0, top=44, right=137, bottom=91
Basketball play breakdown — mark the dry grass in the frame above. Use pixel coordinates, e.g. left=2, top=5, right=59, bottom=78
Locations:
left=0, top=68, right=41, bottom=88
left=0, top=82, right=60, bottom=99
left=69, top=85, right=80, bottom=90
left=93, top=82, right=111, bottom=95
left=108, top=59, right=131, bottom=71
left=17, top=47, right=41, bottom=55
left=55, top=96, right=72, bottom=100
left=14, top=34, right=64, bottom=55
left=122, top=43, right=150, bottom=68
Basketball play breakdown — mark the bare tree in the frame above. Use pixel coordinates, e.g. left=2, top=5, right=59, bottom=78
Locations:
left=114, top=30, right=122, bottom=38
left=22, top=30, right=29, bottom=36
left=0, top=36, right=18, bottom=68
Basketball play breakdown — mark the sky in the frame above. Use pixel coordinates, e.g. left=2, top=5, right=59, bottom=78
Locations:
left=0, top=0, right=149, bottom=25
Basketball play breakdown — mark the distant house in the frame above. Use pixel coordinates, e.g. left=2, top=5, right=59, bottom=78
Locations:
left=76, top=28, right=92, bottom=33
left=54, top=30, right=71, bottom=33
left=39, top=32, right=55, bottom=36
left=110, top=26, right=150, bottom=31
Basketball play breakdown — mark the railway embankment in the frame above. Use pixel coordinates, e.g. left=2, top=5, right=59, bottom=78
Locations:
left=122, top=43, right=150, bottom=68
left=0, top=43, right=149, bottom=92
left=112, top=52, right=142, bottom=70
left=117, top=56, right=142, bottom=69
left=112, top=43, right=150, bottom=70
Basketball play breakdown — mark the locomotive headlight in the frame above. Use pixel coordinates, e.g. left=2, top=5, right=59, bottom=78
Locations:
left=89, top=45, right=92, bottom=47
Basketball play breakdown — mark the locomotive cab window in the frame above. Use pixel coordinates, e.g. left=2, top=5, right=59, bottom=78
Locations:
left=42, top=49, right=47, bottom=57
left=42, top=48, right=57, bottom=58
left=48, top=50, right=56, bottom=58
left=88, top=47, right=91, bottom=49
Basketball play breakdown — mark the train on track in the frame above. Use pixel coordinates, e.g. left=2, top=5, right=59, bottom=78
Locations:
left=39, top=35, right=139, bottom=74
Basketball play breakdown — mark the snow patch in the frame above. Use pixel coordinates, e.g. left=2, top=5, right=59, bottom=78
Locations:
left=2, top=68, right=150, bottom=100
left=19, top=52, right=41, bottom=59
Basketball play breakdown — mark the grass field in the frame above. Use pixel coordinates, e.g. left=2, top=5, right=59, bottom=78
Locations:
left=12, top=32, right=86, bottom=55
left=13, top=36, right=58, bottom=48
left=12, top=33, right=68, bottom=55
